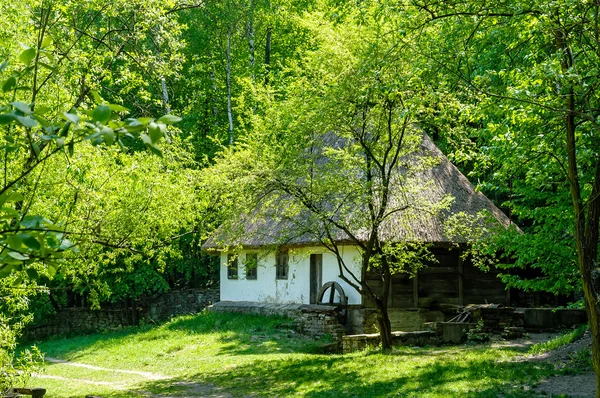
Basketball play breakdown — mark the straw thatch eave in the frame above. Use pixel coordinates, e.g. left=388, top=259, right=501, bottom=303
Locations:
left=202, top=133, right=514, bottom=251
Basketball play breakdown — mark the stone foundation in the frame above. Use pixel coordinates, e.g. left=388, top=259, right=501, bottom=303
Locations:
left=24, top=288, right=219, bottom=340
left=522, top=308, right=588, bottom=330
left=208, top=301, right=347, bottom=339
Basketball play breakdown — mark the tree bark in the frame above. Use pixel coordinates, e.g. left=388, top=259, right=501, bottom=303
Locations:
left=226, top=30, right=234, bottom=145
left=374, top=297, right=393, bottom=350
left=556, top=23, right=600, bottom=396
left=264, top=26, right=272, bottom=84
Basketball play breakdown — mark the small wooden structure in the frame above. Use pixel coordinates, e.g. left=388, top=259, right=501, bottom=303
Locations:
left=365, top=247, right=509, bottom=309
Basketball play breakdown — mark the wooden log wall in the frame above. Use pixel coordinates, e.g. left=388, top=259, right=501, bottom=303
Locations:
left=364, top=247, right=508, bottom=309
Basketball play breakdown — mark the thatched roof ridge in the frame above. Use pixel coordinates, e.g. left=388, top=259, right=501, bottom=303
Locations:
left=203, top=134, right=512, bottom=250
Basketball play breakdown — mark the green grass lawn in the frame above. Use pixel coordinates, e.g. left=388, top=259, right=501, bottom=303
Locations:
left=22, top=312, right=586, bottom=397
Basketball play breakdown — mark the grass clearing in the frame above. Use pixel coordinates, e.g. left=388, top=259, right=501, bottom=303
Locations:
left=21, top=312, right=584, bottom=397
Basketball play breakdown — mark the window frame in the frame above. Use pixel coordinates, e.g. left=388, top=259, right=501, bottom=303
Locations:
left=227, top=254, right=238, bottom=280
left=245, top=253, right=258, bottom=280
left=276, top=251, right=289, bottom=280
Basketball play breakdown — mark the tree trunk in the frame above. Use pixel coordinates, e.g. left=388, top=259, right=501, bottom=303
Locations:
left=226, top=30, right=234, bottom=145
left=247, top=0, right=255, bottom=72
left=557, top=22, right=600, bottom=395
left=161, top=77, right=170, bottom=114
left=581, top=259, right=600, bottom=397
left=264, top=26, right=272, bottom=84
left=374, top=298, right=393, bottom=350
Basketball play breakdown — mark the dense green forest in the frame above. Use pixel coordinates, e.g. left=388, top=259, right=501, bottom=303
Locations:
left=1, top=0, right=599, bottom=394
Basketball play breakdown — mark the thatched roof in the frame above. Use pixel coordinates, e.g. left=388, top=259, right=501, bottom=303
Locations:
left=203, top=134, right=512, bottom=250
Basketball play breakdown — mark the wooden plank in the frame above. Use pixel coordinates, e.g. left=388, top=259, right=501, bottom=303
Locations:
left=420, top=266, right=459, bottom=274
left=413, top=273, right=419, bottom=307
left=388, top=274, right=393, bottom=307
left=463, top=279, right=505, bottom=289
left=418, top=276, right=459, bottom=291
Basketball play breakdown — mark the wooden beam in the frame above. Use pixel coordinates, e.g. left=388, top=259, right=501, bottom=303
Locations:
left=420, top=266, right=460, bottom=274
left=388, top=275, right=393, bottom=307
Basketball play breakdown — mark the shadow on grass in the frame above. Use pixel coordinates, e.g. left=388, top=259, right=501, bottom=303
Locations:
left=103, top=351, right=554, bottom=398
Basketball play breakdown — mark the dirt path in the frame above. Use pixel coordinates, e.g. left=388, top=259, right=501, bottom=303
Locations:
left=44, top=357, right=169, bottom=380
left=534, top=373, right=596, bottom=398
left=40, top=357, right=234, bottom=397
left=501, top=332, right=595, bottom=398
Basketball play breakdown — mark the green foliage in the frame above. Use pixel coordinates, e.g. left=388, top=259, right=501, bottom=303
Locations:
left=466, top=319, right=490, bottom=343
left=0, top=278, right=43, bottom=393
left=529, top=325, right=588, bottom=355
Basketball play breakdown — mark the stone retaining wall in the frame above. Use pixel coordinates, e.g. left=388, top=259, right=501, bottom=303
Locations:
left=208, top=301, right=347, bottom=339
left=24, top=288, right=219, bottom=340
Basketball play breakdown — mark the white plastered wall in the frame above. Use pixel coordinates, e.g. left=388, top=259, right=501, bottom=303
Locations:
left=219, top=245, right=362, bottom=305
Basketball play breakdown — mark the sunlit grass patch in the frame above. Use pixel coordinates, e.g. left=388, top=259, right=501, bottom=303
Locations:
left=529, top=325, right=588, bottom=355
left=25, top=312, right=568, bottom=397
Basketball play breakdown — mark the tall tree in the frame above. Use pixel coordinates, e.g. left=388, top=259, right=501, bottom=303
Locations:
left=207, top=6, right=455, bottom=349
left=407, top=0, right=600, bottom=392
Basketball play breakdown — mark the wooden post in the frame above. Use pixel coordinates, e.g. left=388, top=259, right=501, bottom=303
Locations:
left=388, top=275, right=393, bottom=307
left=458, top=255, right=464, bottom=306
left=413, top=273, right=419, bottom=308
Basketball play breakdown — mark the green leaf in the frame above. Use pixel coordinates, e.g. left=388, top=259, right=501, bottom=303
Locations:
left=157, top=114, right=182, bottom=124
left=0, top=61, right=8, bottom=72
left=0, top=192, right=25, bottom=207
left=18, top=48, right=36, bottom=65
left=137, top=117, right=154, bottom=125
left=0, top=264, right=14, bottom=278
left=41, top=36, right=53, bottom=48
left=21, top=216, right=44, bottom=229
left=68, top=140, right=74, bottom=157
left=63, top=112, right=80, bottom=124
left=0, top=113, right=16, bottom=124
left=141, top=133, right=152, bottom=146
left=6, top=235, right=22, bottom=250
left=19, top=234, right=41, bottom=250
left=91, top=90, right=104, bottom=104
left=26, top=268, right=39, bottom=280
left=2, top=76, right=16, bottom=92
left=141, top=134, right=163, bottom=157
left=101, top=127, right=115, bottom=145
left=92, top=104, right=112, bottom=123
left=16, top=115, right=37, bottom=128
left=11, top=101, right=33, bottom=114
left=148, top=144, right=163, bottom=157
left=8, top=251, right=29, bottom=261
left=108, top=104, right=130, bottom=113
left=38, top=62, right=55, bottom=72
left=148, top=122, right=163, bottom=143
left=35, top=105, right=51, bottom=115
left=56, top=137, right=65, bottom=148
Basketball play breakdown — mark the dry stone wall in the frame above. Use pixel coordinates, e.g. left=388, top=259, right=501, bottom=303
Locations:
left=208, top=301, right=347, bottom=339
left=24, top=288, right=219, bottom=340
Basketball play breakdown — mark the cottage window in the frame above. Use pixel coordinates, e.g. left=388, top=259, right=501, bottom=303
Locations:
left=276, top=251, right=288, bottom=280
left=227, top=254, right=238, bottom=279
left=245, top=253, right=258, bottom=280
